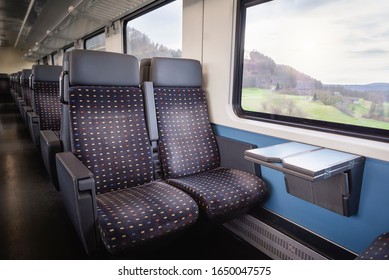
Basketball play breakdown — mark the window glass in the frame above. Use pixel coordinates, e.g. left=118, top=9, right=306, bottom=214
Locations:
left=125, top=0, right=182, bottom=60
left=237, top=0, right=389, bottom=140
left=64, top=45, right=74, bottom=52
left=85, top=32, right=106, bottom=51
left=51, top=52, right=59, bottom=65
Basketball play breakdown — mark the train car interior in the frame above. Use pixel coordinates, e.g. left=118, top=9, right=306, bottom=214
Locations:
left=0, top=0, right=388, bottom=271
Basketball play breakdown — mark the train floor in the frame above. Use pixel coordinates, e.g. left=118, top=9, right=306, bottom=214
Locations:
left=0, top=101, right=270, bottom=260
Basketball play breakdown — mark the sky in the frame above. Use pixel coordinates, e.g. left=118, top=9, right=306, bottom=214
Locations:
left=245, top=0, right=389, bottom=85
left=126, top=0, right=182, bottom=51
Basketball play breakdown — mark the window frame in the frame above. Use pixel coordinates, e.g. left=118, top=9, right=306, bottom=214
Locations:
left=233, top=0, right=389, bottom=143
left=51, top=51, right=58, bottom=65
left=63, top=43, right=75, bottom=53
left=122, top=0, right=179, bottom=55
left=83, top=28, right=106, bottom=51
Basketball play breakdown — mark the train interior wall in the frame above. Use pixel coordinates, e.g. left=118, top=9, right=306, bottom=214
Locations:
left=214, top=124, right=389, bottom=254
left=1, top=0, right=388, bottom=256
left=182, top=0, right=389, bottom=254
left=0, top=47, right=34, bottom=74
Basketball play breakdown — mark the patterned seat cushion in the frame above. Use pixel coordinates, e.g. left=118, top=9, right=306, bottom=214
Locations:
left=34, top=81, right=61, bottom=131
left=96, top=181, right=199, bottom=253
left=356, top=232, right=389, bottom=260
left=154, top=87, right=268, bottom=219
left=168, top=167, right=268, bottom=220
left=69, top=86, right=154, bottom=194
left=154, top=87, right=220, bottom=179
left=22, top=80, right=32, bottom=106
left=69, top=85, right=199, bottom=254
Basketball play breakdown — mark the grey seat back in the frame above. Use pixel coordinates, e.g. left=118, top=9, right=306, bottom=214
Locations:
left=21, top=69, right=32, bottom=106
left=16, top=71, right=22, bottom=97
left=140, top=58, right=151, bottom=83
left=149, top=57, right=268, bottom=221
left=32, top=65, right=62, bottom=130
left=56, top=50, right=199, bottom=255
left=66, top=49, right=153, bottom=194
left=60, top=52, right=71, bottom=152
left=151, top=57, right=220, bottom=179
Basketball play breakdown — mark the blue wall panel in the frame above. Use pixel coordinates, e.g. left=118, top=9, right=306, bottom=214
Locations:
left=213, top=124, right=389, bottom=254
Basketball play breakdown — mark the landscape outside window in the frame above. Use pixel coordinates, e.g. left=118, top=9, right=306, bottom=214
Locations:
left=85, top=32, right=106, bottom=51
left=125, top=0, right=182, bottom=60
left=242, top=0, right=389, bottom=133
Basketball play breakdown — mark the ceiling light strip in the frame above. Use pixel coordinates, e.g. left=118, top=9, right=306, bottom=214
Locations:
left=14, top=0, right=35, bottom=47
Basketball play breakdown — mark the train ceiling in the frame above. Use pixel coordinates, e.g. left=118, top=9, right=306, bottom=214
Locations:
left=0, top=0, right=158, bottom=60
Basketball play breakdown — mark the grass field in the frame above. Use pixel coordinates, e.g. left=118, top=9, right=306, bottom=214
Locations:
left=242, top=88, right=389, bottom=130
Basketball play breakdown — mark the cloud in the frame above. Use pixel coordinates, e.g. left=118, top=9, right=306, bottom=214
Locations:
left=350, top=49, right=389, bottom=56
left=244, top=0, right=389, bottom=84
left=126, top=0, right=182, bottom=50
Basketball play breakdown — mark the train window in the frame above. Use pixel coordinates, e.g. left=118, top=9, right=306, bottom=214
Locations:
left=124, top=0, right=182, bottom=60
left=235, top=0, right=389, bottom=142
left=51, top=52, right=59, bottom=65
left=64, top=44, right=75, bottom=53
left=42, top=56, right=49, bottom=65
left=84, top=31, right=106, bottom=51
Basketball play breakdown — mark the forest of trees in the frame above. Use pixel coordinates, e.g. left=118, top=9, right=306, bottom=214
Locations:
left=126, top=27, right=181, bottom=60
left=243, top=50, right=389, bottom=122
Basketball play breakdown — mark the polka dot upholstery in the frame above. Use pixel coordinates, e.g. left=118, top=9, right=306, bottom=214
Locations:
left=34, top=81, right=61, bottom=131
left=22, top=79, right=32, bottom=106
left=168, top=167, right=267, bottom=219
left=154, top=87, right=268, bottom=220
left=69, top=85, right=198, bottom=253
left=154, top=88, right=220, bottom=179
left=96, top=181, right=198, bottom=254
left=69, top=86, right=154, bottom=194
left=357, top=232, right=389, bottom=260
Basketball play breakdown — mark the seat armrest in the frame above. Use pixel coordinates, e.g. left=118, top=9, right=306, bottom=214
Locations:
left=23, top=105, right=33, bottom=124
left=40, top=130, right=62, bottom=189
left=216, top=135, right=260, bottom=176
left=16, top=98, right=25, bottom=118
left=56, top=151, right=99, bottom=255
left=27, top=111, right=40, bottom=146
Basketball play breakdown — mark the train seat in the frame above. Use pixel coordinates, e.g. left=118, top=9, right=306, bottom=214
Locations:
left=356, top=232, right=389, bottom=260
left=55, top=50, right=198, bottom=255
left=26, top=65, right=62, bottom=146
left=10, top=72, right=20, bottom=103
left=15, top=71, right=23, bottom=104
left=20, top=69, right=33, bottom=122
left=140, top=58, right=151, bottom=83
left=40, top=54, right=71, bottom=190
left=149, top=57, right=268, bottom=221
left=10, top=73, right=16, bottom=94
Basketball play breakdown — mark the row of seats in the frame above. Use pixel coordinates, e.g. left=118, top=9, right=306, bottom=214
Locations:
left=9, top=50, right=386, bottom=259
left=11, top=50, right=268, bottom=256
left=9, top=65, right=62, bottom=149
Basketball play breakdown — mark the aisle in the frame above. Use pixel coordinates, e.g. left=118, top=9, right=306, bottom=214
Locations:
left=0, top=103, right=87, bottom=259
left=0, top=102, right=270, bottom=260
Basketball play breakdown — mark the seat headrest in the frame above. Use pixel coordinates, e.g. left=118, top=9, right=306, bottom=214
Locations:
left=21, top=69, right=32, bottom=81
left=33, top=65, right=62, bottom=82
left=62, top=52, right=71, bottom=69
left=151, top=57, right=202, bottom=87
left=68, top=49, right=139, bottom=87
left=140, top=58, right=151, bottom=84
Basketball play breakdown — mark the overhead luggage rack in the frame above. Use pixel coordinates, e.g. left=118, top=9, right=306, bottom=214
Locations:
left=245, top=142, right=365, bottom=216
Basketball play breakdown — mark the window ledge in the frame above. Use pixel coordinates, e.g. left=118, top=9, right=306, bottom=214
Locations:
left=219, top=106, right=389, bottom=162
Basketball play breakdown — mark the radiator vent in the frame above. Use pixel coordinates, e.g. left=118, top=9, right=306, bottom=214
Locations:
left=224, top=215, right=327, bottom=260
